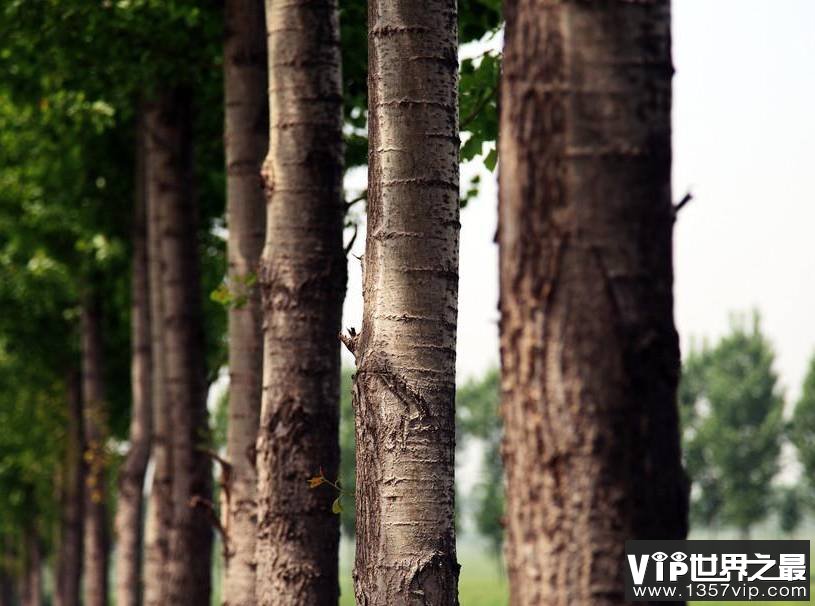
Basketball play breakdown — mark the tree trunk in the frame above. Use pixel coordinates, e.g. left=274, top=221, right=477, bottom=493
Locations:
left=55, top=370, right=83, bottom=606
left=154, top=89, right=213, bottom=606
left=254, top=1, right=345, bottom=604
left=222, top=1, right=267, bottom=604
left=349, top=1, right=461, bottom=603
left=498, top=2, right=688, bottom=605
left=114, top=112, right=152, bottom=606
left=80, top=294, right=110, bottom=606
left=142, top=101, right=173, bottom=606
left=20, top=532, right=41, bottom=606
left=0, top=537, right=14, bottom=606
left=0, top=553, right=14, bottom=606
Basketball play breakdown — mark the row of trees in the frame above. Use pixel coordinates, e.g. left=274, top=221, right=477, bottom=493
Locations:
left=457, top=314, right=815, bottom=556
left=1, top=1, right=695, bottom=605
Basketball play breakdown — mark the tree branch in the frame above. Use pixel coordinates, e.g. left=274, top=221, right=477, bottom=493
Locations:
left=189, top=496, right=230, bottom=559
left=672, top=191, right=693, bottom=219
left=344, top=223, right=359, bottom=256
left=461, top=82, right=498, bottom=131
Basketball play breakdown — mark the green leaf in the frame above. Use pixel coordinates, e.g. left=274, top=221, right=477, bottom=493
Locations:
left=332, top=497, right=343, bottom=514
left=484, top=148, right=498, bottom=172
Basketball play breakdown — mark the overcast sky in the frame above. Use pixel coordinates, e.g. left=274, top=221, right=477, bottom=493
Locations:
left=341, top=0, right=815, bottom=406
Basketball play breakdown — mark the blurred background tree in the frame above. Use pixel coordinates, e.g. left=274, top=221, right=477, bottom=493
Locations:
left=680, top=312, right=784, bottom=538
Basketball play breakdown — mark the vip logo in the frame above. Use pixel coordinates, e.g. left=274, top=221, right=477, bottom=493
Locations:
left=628, top=551, right=690, bottom=584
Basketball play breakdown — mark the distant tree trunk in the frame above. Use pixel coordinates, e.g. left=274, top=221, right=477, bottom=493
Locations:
left=0, top=553, right=13, bottom=606
left=155, top=89, right=213, bottom=606
left=254, top=1, right=345, bottom=604
left=115, top=113, right=152, bottom=606
left=0, top=538, right=14, bottom=606
left=498, top=2, right=688, bottom=604
left=222, top=1, right=267, bottom=604
left=20, top=532, right=41, bottom=606
left=349, top=1, right=461, bottom=603
left=55, top=370, right=83, bottom=606
left=142, top=101, right=172, bottom=606
left=80, top=294, right=110, bottom=606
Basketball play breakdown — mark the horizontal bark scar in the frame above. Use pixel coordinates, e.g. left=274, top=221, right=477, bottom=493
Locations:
left=370, top=25, right=431, bottom=37
left=381, top=178, right=458, bottom=191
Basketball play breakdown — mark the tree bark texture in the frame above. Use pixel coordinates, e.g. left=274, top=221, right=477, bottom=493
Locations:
left=498, top=2, right=689, bottom=605
left=255, top=1, right=345, bottom=604
left=142, top=101, right=172, bottom=606
left=115, top=111, right=152, bottom=606
left=148, top=89, right=213, bottom=606
left=55, top=370, right=83, bottom=606
left=80, top=295, right=110, bottom=606
left=350, top=1, right=461, bottom=603
left=222, top=2, right=267, bottom=604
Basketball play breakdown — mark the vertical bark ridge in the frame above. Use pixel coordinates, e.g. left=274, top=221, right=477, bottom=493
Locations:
left=498, top=2, right=688, bottom=605
left=55, top=370, right=83, bottom=606
left=115, top=109, right=152, bottom=606
left=352, top=1, right=461, bottom=604
left=149, top=88, right=214, bottom=606
left=80, top=294, right=110, bottom=606
left=142, top=100, right=173, bottom=606
left=222, top=1, right=268, bottom=604
left=255, top=1, right=345, bottom=604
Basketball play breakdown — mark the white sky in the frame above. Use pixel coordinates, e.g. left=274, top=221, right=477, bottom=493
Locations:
left=341, top=0, right=815, bottom=406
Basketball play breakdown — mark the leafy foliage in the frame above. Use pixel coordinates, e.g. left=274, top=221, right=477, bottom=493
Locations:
left=791, top=352, right=815, bottom=509
left=457, top=369, right=503, bottom=555
left=680, top=312, right=784, bottom=535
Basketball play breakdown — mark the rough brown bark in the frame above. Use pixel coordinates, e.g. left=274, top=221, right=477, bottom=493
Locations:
left=254, top=1, right=345, bottom=604
left=498, top=2, right=689, bottom=605
left=80, top=294, right=110, bottom=606
left=349, top=1, right=461, bottom=603
left=221, top=1, right=267, bottom=605
left=142, top=101, right=172, bottom=606
left=153, top=88, right=213, bottom=606
left=114, top=111, right=152, bottom=606
left=55, top=370, right=83, bottom=606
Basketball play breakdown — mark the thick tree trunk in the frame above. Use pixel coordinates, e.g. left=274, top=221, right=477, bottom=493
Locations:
left=55, top=370, right=83, bottom=606
left=115, top=114, right=152, bottom=606
left=349, top=1, right=461, bottom=603
left=254, top=1, right=345, bottom=604
left=80, top=295, right=110, bottom=606
left=142, top=101, right=173, bottom=606
left=498, top=2, right=688, bottom=605
left=222, top=1, right=267, bottom=604
left=153, top=89, right=213, bottom=606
